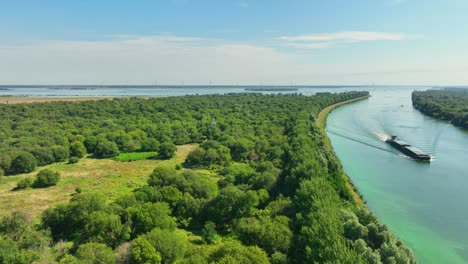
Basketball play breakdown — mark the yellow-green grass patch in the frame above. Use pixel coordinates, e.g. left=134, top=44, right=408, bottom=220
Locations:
left=0, top=144, right=198, bottom=221
left=114, top=151, right=158, bottom=162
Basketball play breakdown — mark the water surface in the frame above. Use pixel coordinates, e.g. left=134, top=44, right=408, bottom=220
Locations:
left=0, top=85, right=363, bottom=97
left=327, top=87, right=468, bottom=263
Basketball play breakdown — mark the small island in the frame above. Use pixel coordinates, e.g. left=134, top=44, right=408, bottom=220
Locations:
left=244, top=87, right=299, bottom=91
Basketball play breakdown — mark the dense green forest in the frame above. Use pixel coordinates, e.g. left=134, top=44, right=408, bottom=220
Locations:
left=0, top=92, right=416, bottom=263
left=412, top=89, right=468, bottom=129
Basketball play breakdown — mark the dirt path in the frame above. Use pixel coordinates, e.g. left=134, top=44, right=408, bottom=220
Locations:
left=316, top=95, right=370, bottom=130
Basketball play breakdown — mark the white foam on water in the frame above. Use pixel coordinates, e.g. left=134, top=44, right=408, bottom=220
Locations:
left=374, top=132, right=389, bottom=141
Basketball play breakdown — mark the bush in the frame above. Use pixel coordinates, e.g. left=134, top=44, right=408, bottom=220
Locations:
left=68, top=156, right=80, bottom=164
left=16, top=178, right=34, bottom=190
left=209, top=240, right=269, bottom=264
left=34, top=169, right=60, bottom=188
left=30, top=147, right=55, bottom=166
left=202, top=221, right=219, bottom=244
left=144, top=228, right=188, bottom=264
left=115, top=242, right=132, bottom=264
left=0, top=155, right=11, bottom=174
left=94, top=140, right=120, bottom=158
left=69, top=141, right=87, bottom=158
left=9, top=152, right=37, bottom=175
left=185, top=148, right=205, bottom=166
left=84, top=136, right=98, bottom=153
left=51, top=145, right=69, bottom=162
left=127, top=202, right=176, bottom=235
left=271, top=252, right=288, bottom=264
left=75, top=242, right=115, bottom=264
left=141, top=138, right=160, bottom=152
left=131, top=237, right=162, bottom=264
left=159, top=142, right=177, bottom=159
left=0, top=168, right=4, bottom=177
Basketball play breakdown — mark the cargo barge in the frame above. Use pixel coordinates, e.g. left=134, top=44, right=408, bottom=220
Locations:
left=386, top=135, right=431, bottom=161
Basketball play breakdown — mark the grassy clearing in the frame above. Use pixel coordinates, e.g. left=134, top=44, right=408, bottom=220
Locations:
left=113, top=151, right=158, bottom=162
left=315, top=96, right=369, bottom=207
left=0, top=144, right=197, bottom=220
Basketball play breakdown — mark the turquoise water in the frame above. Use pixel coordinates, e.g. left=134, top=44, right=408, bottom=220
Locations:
left=327, top=87, right=468, bottom=263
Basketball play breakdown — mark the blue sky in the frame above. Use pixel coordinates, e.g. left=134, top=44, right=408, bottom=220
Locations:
left=1, top=0, right=467, bottom=85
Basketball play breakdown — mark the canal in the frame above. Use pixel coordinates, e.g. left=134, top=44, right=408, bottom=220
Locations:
left=327, top=87, right=468, bottom=263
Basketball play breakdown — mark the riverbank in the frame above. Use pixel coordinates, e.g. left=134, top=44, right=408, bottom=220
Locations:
left=0, top=96, right=154, bottom=104
left=316, top=95, right=370, bottom=207
left=316, top=95, right=371, bottom=130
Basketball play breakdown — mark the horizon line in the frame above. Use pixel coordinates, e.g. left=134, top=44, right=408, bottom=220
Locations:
left=1, top=84, right=462, bottom=88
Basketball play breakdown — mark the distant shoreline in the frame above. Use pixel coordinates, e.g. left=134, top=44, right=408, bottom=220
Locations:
left=0, top=96, right=154, bottom=104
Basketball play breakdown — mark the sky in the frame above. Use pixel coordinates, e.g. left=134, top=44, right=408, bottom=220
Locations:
left=0, top=0, right=467, bottom=85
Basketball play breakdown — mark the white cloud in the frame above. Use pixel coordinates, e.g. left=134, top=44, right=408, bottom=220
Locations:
left=0, top=35, right=318, bottom=85
left=281, top=31, right=410, bottom=42
left=279, top=31, right=415, bottom=49
left=284, top=42, right=333, bottom=49
left=0, top=34, right=465, bottom=86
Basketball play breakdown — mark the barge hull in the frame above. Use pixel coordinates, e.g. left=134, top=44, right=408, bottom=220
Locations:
left=386, top=136, right=431, bottom=161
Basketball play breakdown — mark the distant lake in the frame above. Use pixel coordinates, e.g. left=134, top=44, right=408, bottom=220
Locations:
left=327, top=87, right=468, bottom=263
left=0, top=85, right=373, bottom=97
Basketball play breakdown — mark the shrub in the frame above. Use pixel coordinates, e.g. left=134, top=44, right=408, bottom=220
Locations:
left=51, top=145, right=69, bottom=162
left=68, top=156, right=80, bottom=164
left=9, top=152, right=37, bottom=175
left=69, top=141, right=87, bottom=158
left=94, top=140, right=120, bottom=158
left=144, top=228, right=188, bottom=264
left=271, top=252, right=288, bottom=264
left=34, top=169, right=60, bottom=188
left=16, top=178, right=34, bottom=190
left=115, top=242, right=132, bottom=264
left=0, top=155, right=11, bottom=175
left=202, top=221, right=219, bottom=244
left=127, top=202, right=176, bottom=235
left=58, top=255, right=79, bottom=264
left=159, top=142, right=177, bottom=159
left=30, top=147, right=55, bottom=166
left=131, top=237, right=162, bottom=264
left=75, top=242, right=115, bottom=264
left=84, top=136, right=98, bottom=153
left=185, top=148, right=205, bottom=166
left=141, top=138, right=160, bottom=152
